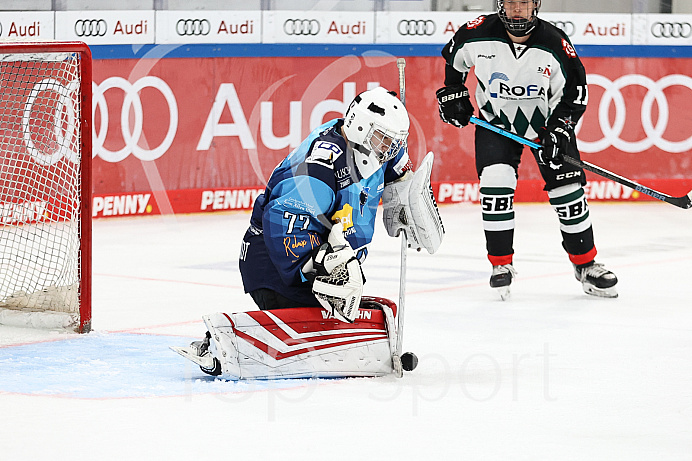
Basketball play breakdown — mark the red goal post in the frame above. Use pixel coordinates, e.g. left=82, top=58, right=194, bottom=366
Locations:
left=0, top=41, right=92, bottom=333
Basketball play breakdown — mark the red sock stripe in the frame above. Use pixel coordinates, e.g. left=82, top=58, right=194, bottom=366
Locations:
left=569, top=246, right=597, bottom=266
left=488, top=254, right=513, bottom=266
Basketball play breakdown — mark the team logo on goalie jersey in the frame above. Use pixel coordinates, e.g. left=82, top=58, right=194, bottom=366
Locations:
left=332, top=204, right=354, bottom=231
left=359, top=187, right=370, bottom=216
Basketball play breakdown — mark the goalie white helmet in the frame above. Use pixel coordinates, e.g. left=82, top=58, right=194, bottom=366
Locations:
left=497, top=0, right=541, bottom=37
left=343, top=87, right=410, bottom=164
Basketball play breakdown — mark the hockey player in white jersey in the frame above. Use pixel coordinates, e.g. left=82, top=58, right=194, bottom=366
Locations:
left=436, top=0, right=618, bottom=300
left=437, top=0, right=617, bottom=299
left=172, top=87, right=444, bottom=379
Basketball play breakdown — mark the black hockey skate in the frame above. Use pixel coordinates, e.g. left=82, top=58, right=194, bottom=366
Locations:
left=171, top=331, right=222, bottom=376
left=490, top=264, right=517, bottom=301
left=574, top=261, right=618, bottom=298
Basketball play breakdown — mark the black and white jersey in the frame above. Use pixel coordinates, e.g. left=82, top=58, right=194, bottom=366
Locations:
left=442, top=14, right=588, bottom=139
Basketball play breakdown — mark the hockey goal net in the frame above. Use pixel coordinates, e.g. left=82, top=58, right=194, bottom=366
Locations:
left=0, top=41, right=92, bottom=333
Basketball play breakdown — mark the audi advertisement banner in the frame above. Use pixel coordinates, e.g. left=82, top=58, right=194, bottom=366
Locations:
left=156, top=11, right=261, bottom=44
left=263, top=11, right=375, bottom=44
left=78, top=53, right=692, bottom=218
left=540, top=13, right=631, bottom=45
left=377, top=12, right=632, bottom=45
left=1, top=10, right=691, bottom=45
left=636, top=14, right=692, bottom=45
left=55, top=10, right=155, bottom=45
left=0, top=12, right=53, bottom=41
left=375, top=11, right=486, bottom=44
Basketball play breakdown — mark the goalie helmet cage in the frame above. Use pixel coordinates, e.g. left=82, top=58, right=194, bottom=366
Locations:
left=0, top=41, right=92, bottom=333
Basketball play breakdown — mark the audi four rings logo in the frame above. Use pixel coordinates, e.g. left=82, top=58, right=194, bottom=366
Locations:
left=23, top=79, right=80, bottom=166
left=549, top=20, right=575, bottom=36
left=651, top=21, right=692, bottom=38
left=22, top=77, right=178, bottom=164
left=74, top=19, right=107, bottom=37
left=283, top=19, right=320, bottom=36
left=578, top=74, right=692, bottom=154
left=176, top=19, right=211, bottom=36
left=92, top=76, right=178, bottom=162
left=397, top=19, right=436, bottom=36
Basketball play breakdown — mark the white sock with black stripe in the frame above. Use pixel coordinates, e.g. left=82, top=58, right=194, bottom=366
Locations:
left=548, top=183, right=592, bottom=234
left=479, top=164, right=517, bottom=233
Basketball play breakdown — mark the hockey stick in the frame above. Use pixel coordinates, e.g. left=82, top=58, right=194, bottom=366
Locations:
left=469, top=116, right=692, bottom=209
left=392, top=57, right=407, bottom=378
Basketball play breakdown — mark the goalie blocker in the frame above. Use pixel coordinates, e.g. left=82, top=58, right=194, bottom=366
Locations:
left=172, top=297, right=401, bottom=380
left=382, top=152, right=445, bottom=254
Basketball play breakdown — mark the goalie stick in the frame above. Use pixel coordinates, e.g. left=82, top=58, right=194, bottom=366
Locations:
left=469, top=116, right=692, bottom=210
left=392, top=57, right=408, bottom=378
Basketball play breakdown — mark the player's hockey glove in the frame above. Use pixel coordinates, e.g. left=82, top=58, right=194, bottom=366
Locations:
left=534, top=122, right=575, bottom=170
left=303, top=222, right=364, bottom=323
left=436, top=85, right=474, bottom=127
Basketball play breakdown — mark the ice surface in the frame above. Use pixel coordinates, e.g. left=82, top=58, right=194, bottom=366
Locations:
left=2, top=202, right=691, bottom=460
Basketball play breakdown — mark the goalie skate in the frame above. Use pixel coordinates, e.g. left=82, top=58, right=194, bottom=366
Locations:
left=170, top=346, right=214, bottom=369
left=490, top=264, right=516, bottom=301
left=170, top=332, right=221, bottom=375
left=574, top=262, right=618, bottom=298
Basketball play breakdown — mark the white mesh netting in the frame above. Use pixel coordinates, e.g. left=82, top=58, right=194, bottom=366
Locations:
left=0, top=49, right=85, bottom=330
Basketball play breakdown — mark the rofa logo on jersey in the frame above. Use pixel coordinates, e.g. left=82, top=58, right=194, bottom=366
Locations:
left=562, top=38, right=577, bottom=58
left=489, top=72, right=546, bottom=99
left=466, top=16, right=486, bottom=29
left=332, top=203, right=354, bottom=231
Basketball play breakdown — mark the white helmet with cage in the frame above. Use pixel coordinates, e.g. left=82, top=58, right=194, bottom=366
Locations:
left=343, top=87, right=409, bottom=164
left=497, top=0, right=541, bottom=37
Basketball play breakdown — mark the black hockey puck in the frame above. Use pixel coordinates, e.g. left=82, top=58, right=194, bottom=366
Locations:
left=401, top=352, right=418, bottom=371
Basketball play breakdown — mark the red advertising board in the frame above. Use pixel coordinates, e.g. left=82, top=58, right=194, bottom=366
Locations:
left=84, top=53, right=692, bottom=216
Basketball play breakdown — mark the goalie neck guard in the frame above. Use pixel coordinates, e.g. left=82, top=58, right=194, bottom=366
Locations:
left=343, top=87, right=409, bottom=164
left=497, top=0, right=541, bottom=37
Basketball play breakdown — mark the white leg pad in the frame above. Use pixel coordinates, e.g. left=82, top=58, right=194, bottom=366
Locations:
left=201, top=300, right=396, bottom=380
left=203, top=312, right=242, bottom=378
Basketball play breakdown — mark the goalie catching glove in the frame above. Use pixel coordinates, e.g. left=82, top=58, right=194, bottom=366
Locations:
left=382, top=151, right=445, bottom=254
left=303, top=222, right=364, bottom=323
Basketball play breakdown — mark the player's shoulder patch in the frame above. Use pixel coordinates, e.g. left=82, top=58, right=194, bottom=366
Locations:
left=466, top=15, right=487, bottom=30
left=306, top=141, right=343, bottom=169
left=561, top=38, right=577, bottom=58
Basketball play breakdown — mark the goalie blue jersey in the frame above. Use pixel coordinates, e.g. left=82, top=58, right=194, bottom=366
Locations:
left=239, top=119, right=410, bottom=305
